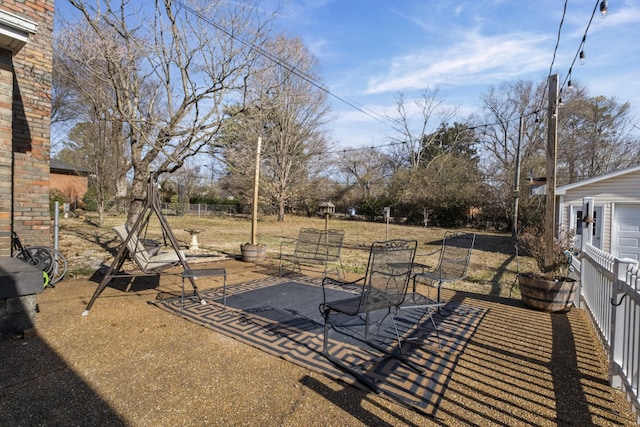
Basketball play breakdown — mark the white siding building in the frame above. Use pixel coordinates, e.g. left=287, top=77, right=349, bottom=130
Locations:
left=556, top=165, right=640, bottom=261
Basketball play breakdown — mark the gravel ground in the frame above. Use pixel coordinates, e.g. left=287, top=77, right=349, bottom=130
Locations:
left=1, top=259, right=637, bottom=426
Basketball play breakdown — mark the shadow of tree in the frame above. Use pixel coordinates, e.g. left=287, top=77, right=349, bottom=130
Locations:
left=551, top=313, right=593, bottom=424
left=422, top=233, right=516, bottom=255
left=0, top=337, right=126, bottom=426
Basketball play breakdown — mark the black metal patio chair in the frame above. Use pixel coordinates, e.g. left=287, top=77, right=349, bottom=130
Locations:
left=412, top=231, right=475, bottom=309
left=319, top=239, right=420, bottom=391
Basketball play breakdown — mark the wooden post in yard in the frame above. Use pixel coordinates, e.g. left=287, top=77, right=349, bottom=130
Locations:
left=251, top=137, right=261, bottom=246
left=512, top=116, right=523, bottom=238
left=544, top=74, right=559, bottom=274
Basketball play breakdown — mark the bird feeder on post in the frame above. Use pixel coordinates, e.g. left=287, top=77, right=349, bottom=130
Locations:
left=383, top=206, right=391, bottom=240
left=319, top=201, right=335, bottom=241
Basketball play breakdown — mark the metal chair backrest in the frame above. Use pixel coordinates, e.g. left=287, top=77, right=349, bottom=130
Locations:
left=294, top=228, right=324, bottom=258
left=292, top=228, right=345, bottom=262
left=322, top=229, right=345, bottom=262
left=357, top=239, right=417, bottom=313
left=436, top=231, right=475, bottom=281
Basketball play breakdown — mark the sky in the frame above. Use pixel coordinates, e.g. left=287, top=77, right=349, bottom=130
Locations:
left=269, top=0, right=640, bottom=149
left=54, top=0, right=640, bottom=152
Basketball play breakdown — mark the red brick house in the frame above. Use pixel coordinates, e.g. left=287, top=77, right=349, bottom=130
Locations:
left=50, top=159, right=91, bottom=209
left=0, top=2, right=54, bottom=254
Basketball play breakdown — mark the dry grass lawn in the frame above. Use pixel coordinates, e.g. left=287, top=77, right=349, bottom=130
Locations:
left=56, top=213, right=536, bottom=298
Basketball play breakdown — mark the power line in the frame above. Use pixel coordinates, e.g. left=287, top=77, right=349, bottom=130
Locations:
left=174, top=1, right=600, bottom=159
left=558, top=0, right=602, bottom=94
left=536, top=0, right=568, bottom=113
left=172, top=0, right=406, bottom=137
left=538, top=0, right=568, bottom=115
left=538, top=0, right=605, bottom=111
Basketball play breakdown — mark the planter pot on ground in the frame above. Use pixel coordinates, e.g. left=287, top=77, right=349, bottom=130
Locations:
left=517, top=272, right=578, bottom=313
left=240, top=243, right=266, bottom=263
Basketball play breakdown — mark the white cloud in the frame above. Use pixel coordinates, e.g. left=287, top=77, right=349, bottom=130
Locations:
left=366, top=31, right=551, bottom=94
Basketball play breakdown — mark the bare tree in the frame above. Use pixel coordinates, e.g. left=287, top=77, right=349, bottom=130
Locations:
left=53, top=21, right=131, bottom=225
left=477, top=80, right=546, bottom=227
left=168, top=159, right=202, bottom=205
left=388, top=88, right=456, bottom=171
left=478, top=80, right=545, bottom=181
left=215, top=34, right=330, bottom=221
left=55, top=121, right=126, bottom=226
left=477, top=78, right=639, bottom=230
left=336, top=148, right=390, bottom=200
left=254, top=35, right=330, bottom=221
left=557, top=85, right=639, bottom=183
left=215, top=109, right=261, bottom=210
left=59, top=0, right=273, bottom=225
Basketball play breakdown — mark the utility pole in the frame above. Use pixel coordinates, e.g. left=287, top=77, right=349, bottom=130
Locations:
left=513, top=116, right=523, bottom=238
left=544, top=74, right=559, bottom=274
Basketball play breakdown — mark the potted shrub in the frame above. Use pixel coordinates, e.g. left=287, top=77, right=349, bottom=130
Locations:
left=517, top=226, right=578, bottom=313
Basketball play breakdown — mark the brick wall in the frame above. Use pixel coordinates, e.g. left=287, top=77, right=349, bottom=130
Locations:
left=0, top=54, right=12, bottom=254
left=0, top=1, right=55, bottom=255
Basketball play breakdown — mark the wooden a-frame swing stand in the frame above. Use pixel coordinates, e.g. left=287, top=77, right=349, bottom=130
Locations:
left=82, top=174, right=206, bottom=316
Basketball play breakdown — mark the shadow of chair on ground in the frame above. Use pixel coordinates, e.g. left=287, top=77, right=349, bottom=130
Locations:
left=299, top=374, right=423, bottom=427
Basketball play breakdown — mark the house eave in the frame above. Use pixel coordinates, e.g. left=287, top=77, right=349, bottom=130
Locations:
left=0, top=9, right=38, bottom=54
left=556, top=164, right=640, bottom=196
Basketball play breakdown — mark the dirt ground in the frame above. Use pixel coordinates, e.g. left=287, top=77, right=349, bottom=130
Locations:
left=4, top=215, right=636, bottom=425
left=1, top=257, right=637, bottom=426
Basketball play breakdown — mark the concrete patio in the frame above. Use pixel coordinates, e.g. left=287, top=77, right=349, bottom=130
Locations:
left=1, top=259, right=637, bottom=426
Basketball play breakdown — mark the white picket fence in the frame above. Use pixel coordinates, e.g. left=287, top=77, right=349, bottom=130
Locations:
left=577, top=242, right=640, bottom=422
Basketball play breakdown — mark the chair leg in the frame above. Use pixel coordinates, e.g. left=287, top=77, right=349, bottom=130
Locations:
left=389, top=308, right=402, bottom=352
left=365, top=311, right=426, bottom=374
left=412, top=305, right=444, bottom=350
left=322, top=309, right=331, bottom=355
left=428, top=309, right=443, bottom=350
left=375, top=307, right=402, bottom=351
left=365, top=311, right=371, bottom=342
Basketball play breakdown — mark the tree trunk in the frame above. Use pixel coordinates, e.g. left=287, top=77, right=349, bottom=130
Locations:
left=126, top=172, right=147, bottom=227
left=278, top=197, right=285, bottom=222
left=97, top=200, right=105, bottom=227
left=116, top=174, right=127, bottom=199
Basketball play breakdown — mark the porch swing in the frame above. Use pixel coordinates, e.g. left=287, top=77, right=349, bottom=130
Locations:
left=82, top=173, right=206, bottom=316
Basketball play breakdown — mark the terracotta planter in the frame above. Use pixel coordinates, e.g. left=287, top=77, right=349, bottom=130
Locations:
left=240, top=243, right=266, bottom=263
left=517, top=272, right=578, bottom=313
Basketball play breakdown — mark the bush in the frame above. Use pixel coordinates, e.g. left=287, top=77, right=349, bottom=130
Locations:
left=82, top=187, right=98, bottom=212
left=170, top=195, right=186, bottom=216
left=49, top=189, right=67, bottom=217
left=518, top=226, right=576, bottom=276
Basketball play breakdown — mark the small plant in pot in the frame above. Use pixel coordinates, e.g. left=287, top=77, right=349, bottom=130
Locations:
left=517, top=226, right=578, bottom=313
